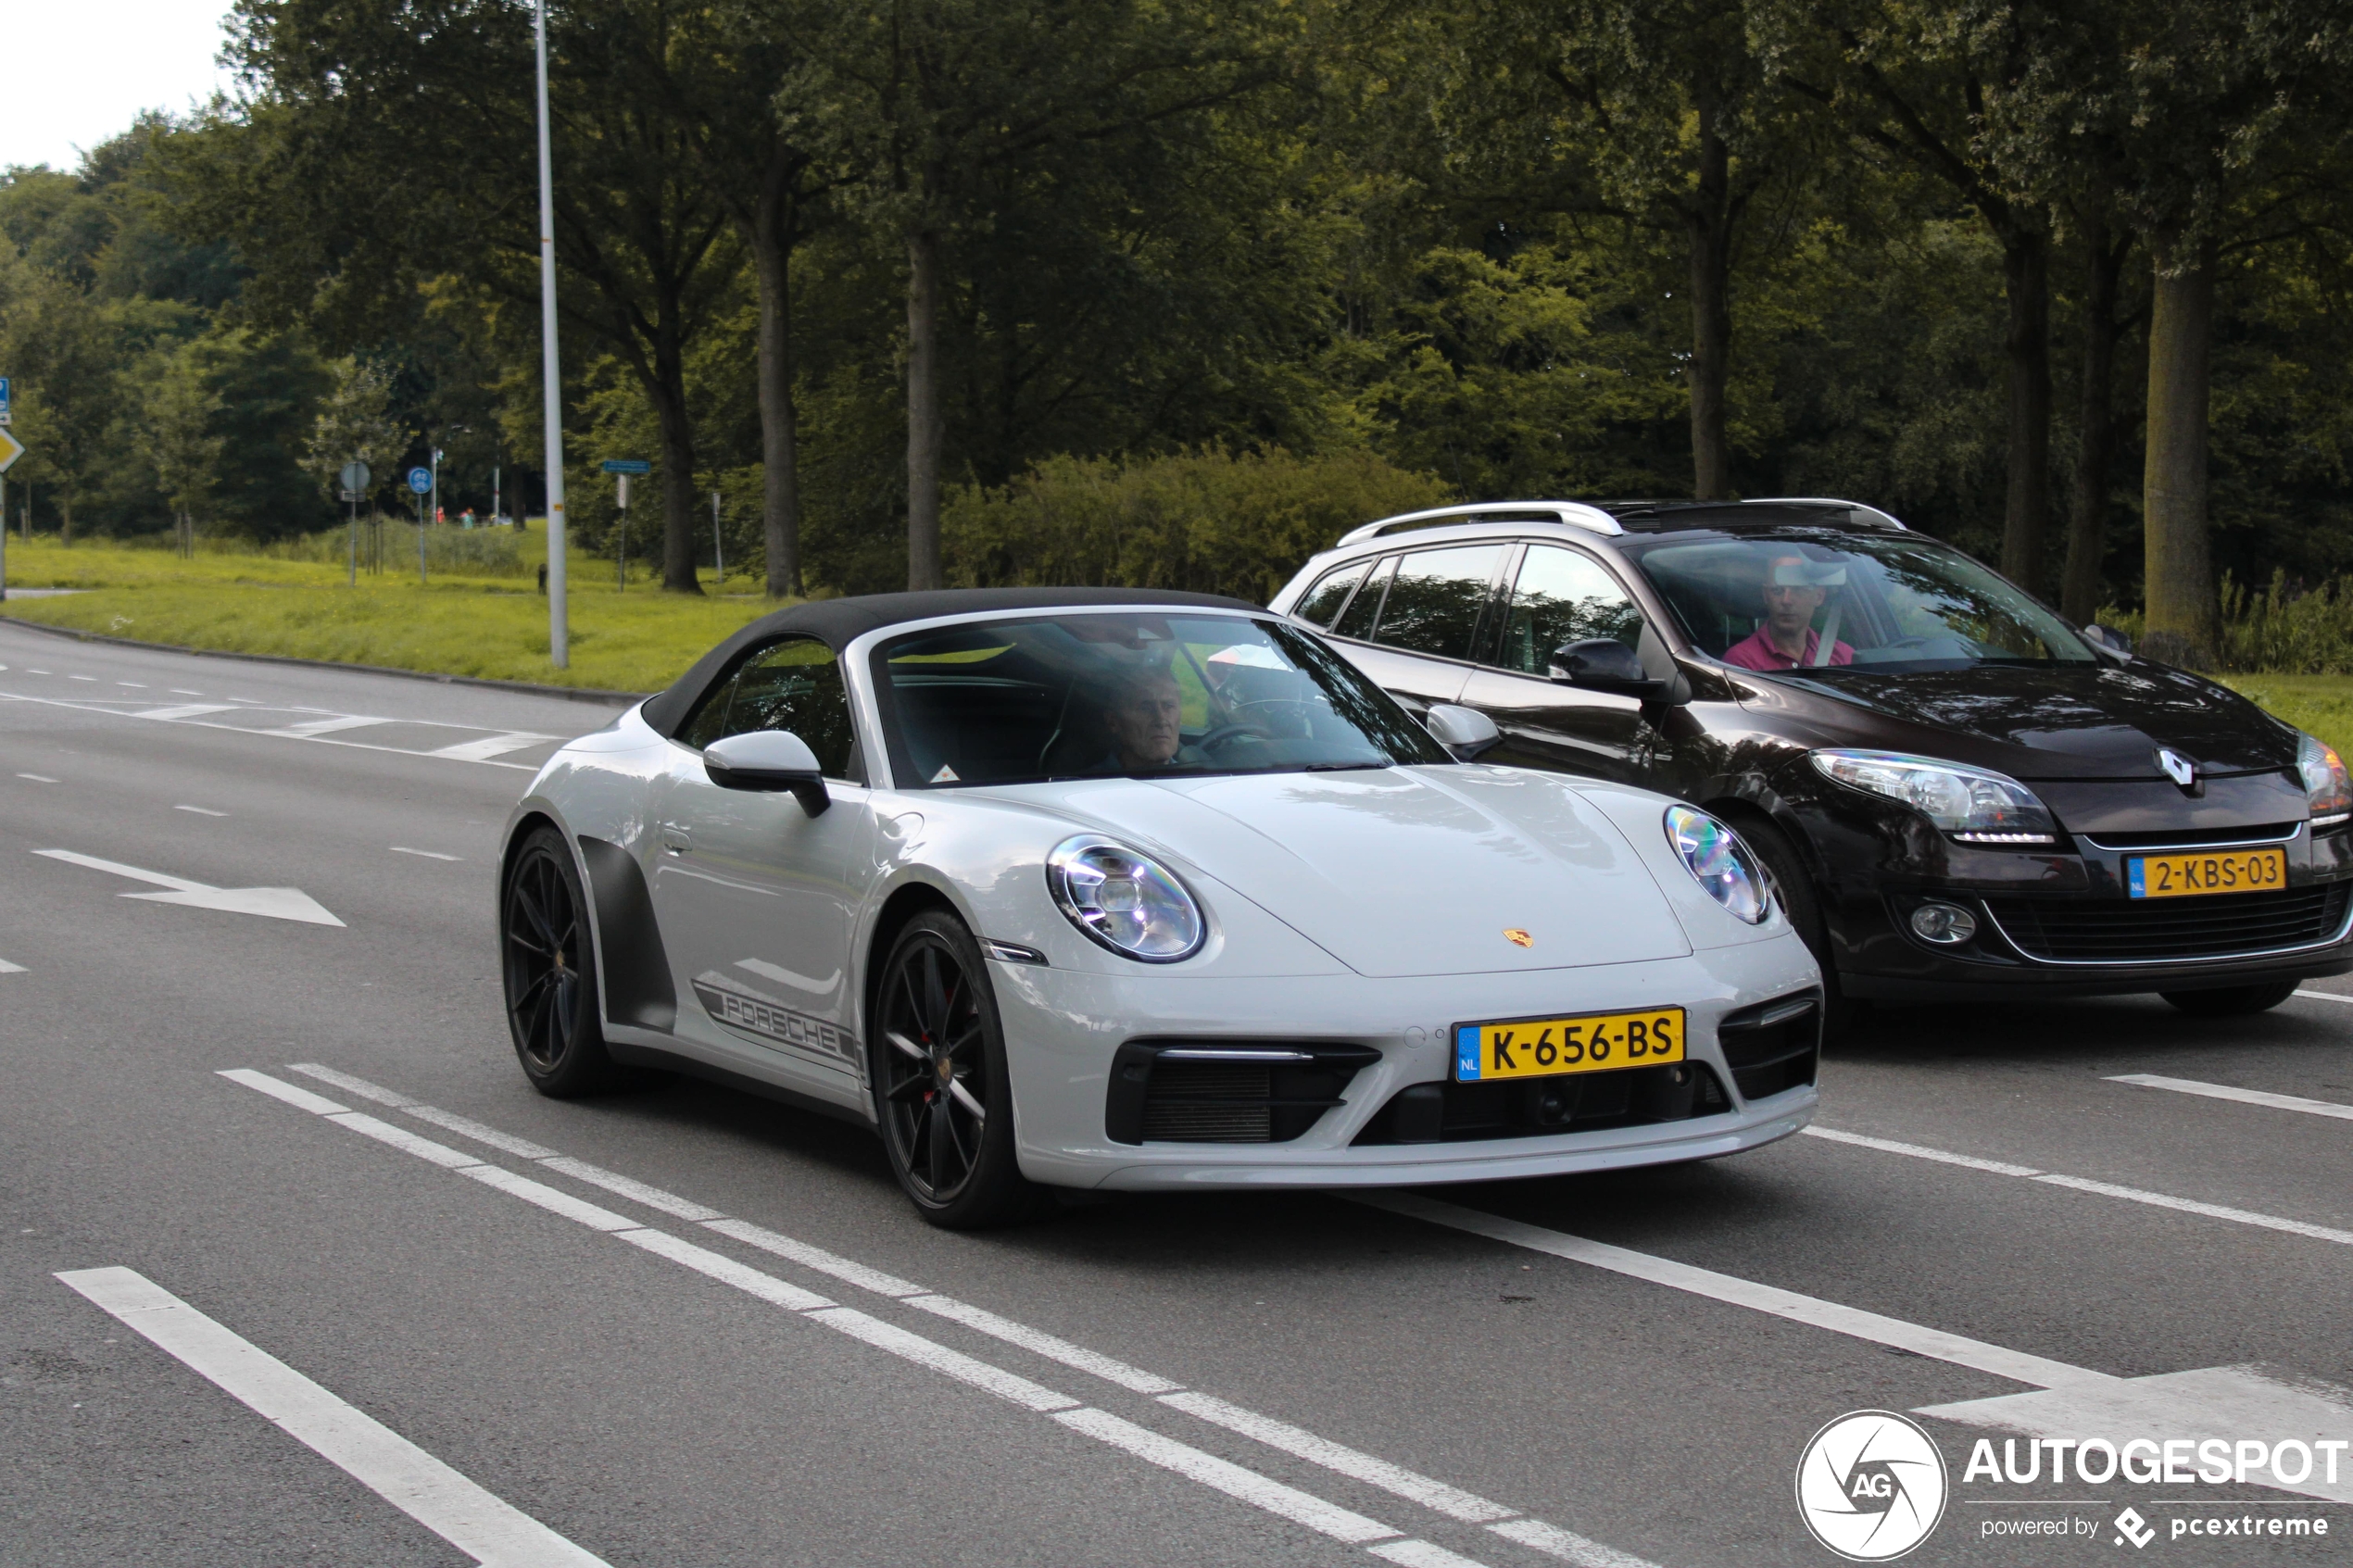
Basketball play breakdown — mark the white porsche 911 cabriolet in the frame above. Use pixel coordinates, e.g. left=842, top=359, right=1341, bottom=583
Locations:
left=500, top=589, right=1822, bottom=1226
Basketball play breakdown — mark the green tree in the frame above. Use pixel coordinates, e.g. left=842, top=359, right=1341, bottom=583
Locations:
left=132, top=341, right=226, bottom=554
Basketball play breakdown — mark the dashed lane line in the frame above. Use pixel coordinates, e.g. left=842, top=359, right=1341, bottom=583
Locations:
left=174, top=805, right=228, bottom=818
left=389, top=847, right=464, bottom=861
left=1801, top=1124, right=2353, bottom=1247
left=275, top=1062, right=1654, bottom=1568
left=16, top=772, right=57, bottom=783
left=0, top=689, right=560, bottom=771
left=224, top=1069, right=1567, bottom=1568
left=57, top=1266, right=610, bottom=1567
left=2108, top=1073, right=2353, bottom=1124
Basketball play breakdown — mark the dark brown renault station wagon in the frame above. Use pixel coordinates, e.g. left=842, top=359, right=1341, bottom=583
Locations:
left=1269, top=499, right=2353, bottom=1028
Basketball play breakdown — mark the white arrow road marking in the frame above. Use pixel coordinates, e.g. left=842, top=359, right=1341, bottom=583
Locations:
left=0, top=959, right=24, bottom=974
left=134, top=703, right=237, bottom=721
left=34, top=849, right=344, bottom=926
left=264, top=714, right=392, bottom=738
left=428, top=731, right=553, bottom=762
left=57, top=1267, right=610, bottom=1567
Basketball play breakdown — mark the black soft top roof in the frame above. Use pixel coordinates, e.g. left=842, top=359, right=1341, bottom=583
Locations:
left=639, top=586, right=1262, bottom=737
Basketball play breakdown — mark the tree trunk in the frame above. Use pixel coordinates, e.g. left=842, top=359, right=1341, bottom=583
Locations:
left=2141, top=237, right=2218, bottom=666
left=906, top=223, right=946, bottom=591
left=751, top=157, right=804, bottom=599
left=59, top=485, right=73, bottom=547
left=1999, top=231, right=2051, bottom=593
left=2063, top=218, right=2129, bottom=625
left=651, top=332, right=704, bottom=595
left=1685, top=100, right=1734, bottom=502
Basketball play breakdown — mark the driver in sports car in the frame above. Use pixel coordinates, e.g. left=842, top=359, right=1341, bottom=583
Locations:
left=1723, top=553, right=1855, bottom=671
left=1094, top=665, right=1212, bottom=774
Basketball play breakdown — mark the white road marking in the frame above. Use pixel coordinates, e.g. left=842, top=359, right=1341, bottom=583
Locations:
left=429, top=731, right=554, bottom=762
left=27, top=668, right=49, bottom=674
left=1355, top=1192, right=2112, bottom=1392
left=0, top=958, right=24, bottom=974
left=34, top=848, right=343, bottom=926
left=174, top=805, right=228, bottom=817
left=68, top=674, right=94, bottom=681
left=135, top=703, right=237, bottom=721
left=0, top=690, right=554, bottom=770
left=116, top=681, right=146, bottom=688
left=169, top=688, right=203, bottom=696
left=2109, top=1073, right=2353, bottom=1123
left=266, top=714, right=393, bottom=738
left=224, top=1070, right=1520, bottom=1568
left=17, top=772, right=57, bottom=783
left=2294, top=988, right=2353, bottom=1005
left=274, top=1065, right=1656, bottom=1565
left=1800, top=1123, right=2353, bottom=1247
left=390, top=847, right=463, bottom=861
left=57, top=1267, right=610, bottom=1567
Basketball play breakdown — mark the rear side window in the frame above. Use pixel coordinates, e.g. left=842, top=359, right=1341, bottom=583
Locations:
left=1492, top=546, right=1648, bottom=674
left=1370, top=545, right=1505, bottom=659
left=1292, top=560, right=1369, bottom=628
left=1330, top=556, right=1393, bottom=641
left=678, top=636, right=861, bottom=779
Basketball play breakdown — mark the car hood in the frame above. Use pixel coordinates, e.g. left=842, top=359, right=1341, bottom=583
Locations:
left=1753, top=664, right=2296, bottom=779
left=992, top=768, right=1692, bottom=978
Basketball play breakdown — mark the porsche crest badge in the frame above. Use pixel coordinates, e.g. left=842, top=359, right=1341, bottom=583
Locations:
left=1503, top=928, right=1533, bottom=947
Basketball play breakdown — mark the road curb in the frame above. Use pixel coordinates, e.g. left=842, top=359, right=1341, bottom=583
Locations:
left=0, top=614, right=650, bottom=708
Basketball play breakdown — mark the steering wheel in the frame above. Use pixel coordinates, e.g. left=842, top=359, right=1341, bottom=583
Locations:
left=1197, top=721, right=1274, bottom=752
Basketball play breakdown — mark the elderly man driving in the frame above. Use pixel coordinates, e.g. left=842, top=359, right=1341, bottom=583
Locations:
left=1093, top=666, right=1205, bottom=773
left=1723, top=552, right=1855, bottom=671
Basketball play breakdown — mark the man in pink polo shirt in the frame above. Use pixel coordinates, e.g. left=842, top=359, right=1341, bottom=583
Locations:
left=1723, top=553, right=1855, bottom=670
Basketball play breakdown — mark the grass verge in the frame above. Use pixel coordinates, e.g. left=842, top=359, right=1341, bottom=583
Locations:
left=1, top=537, right=776, bottom=693
left=2216, top=675, right=2353, bottom=761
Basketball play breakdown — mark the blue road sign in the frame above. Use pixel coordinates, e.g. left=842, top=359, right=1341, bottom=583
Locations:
left=407, top=467, right=433, bottom=495
left=0, top=377, right=11, bottom=410
left=601, top=458, right=651, bottom=474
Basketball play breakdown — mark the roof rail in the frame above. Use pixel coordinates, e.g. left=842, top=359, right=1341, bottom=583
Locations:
left=1748, top=496, right=1908, bottom=532
left=1336, top=501, right=1623, bottom=548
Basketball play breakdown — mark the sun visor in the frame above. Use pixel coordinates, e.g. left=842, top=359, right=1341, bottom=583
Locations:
left=1770, top=560, right=1848, bottom=588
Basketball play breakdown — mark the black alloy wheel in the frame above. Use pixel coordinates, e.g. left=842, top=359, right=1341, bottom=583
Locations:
left=2160, top=979, right=2301, bottom=1017
left=871, top=909, right=1039, bottom=1228
left=501, top=826, right=619, bottom=1096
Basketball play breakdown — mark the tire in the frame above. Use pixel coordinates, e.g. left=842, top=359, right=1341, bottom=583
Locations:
left=1727, top=811, right=1869, bottom=1044
left=500, top=826, right=621, bottom=1097
left=2159, top=979, right=2300, bottom=1017
left=869, top=909, right=1043, bottom=1230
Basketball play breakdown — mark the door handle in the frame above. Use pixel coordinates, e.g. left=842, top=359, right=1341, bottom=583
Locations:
left=660, top=824, right=692, bottom=856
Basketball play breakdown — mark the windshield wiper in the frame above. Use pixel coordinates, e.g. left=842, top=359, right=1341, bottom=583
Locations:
left=1299, top=760, right=1390, bottom=772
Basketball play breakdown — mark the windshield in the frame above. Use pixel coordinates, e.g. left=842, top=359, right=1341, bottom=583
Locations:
left=872, top=612, right=1452, bottom=787
left=1623, top=530, right=2095, bottom=673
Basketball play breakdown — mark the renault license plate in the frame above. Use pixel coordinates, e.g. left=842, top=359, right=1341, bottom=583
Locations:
left=2125, top=847, right=2286, bottom=899
left=1453, top=1008, right=1685, bottom=1083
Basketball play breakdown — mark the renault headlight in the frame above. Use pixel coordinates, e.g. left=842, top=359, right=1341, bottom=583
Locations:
left=2297, top=732, right=2351, bottom=826
left=1663, top=806, right=1770, bottom=925
left=1047, top=836, right=1205, bottom=961
left=1811, top=749, right=2057, bottom=844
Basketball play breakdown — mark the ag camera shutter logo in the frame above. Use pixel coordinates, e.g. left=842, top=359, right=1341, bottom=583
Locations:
left=1795, top=1410, right=1949, bottom=1561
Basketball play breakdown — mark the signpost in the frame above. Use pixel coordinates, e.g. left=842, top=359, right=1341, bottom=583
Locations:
left=0, top=422, right=26, bottom=604
left=601, top=460, right=648, bottom=593
left=408, top=466, right=433, bottom=584
left=339, top=460, right=371, bottom=587
left=535, top=0, right=569, bottom=666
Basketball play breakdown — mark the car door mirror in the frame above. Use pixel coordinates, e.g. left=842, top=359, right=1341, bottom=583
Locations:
left=1423, top=703, right=1502, bottom=760
left=2082, top=623, right=2133, bottom=660
left=703, top=730, right=831, bottom=816
left=1549, top=639, right=1667, bottom=698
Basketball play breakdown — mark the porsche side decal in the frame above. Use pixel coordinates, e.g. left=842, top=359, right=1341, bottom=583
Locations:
left=691, top=972, right=857, bottom=1062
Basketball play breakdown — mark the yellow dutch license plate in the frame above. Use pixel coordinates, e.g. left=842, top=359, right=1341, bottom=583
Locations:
left=1453, top=1008, right=1685, bottom=1083
left=2126, top=847, right=2286, bottom=899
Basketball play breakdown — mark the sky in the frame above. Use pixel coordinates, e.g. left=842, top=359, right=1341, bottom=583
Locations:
left=5, top=1, right=240, bottom=171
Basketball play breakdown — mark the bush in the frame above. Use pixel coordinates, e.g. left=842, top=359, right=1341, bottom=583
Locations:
left=941, top=447, right=1452, bottom=606
left=232, top=519, right=535, bottom=578
left=2105, top=571, right=2353, bottom=674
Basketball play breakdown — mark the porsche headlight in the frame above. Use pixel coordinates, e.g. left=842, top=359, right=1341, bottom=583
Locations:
left=1047, top=836, right=1205, bottom=961
left=1663, top=806, right=1770, bottom=925
left=1811, top=749, right=2057, bottom=844
left=2298, top=731, right=2351, bottom=825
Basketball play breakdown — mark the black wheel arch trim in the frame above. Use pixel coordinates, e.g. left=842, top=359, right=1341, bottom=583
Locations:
left=573, top=834, right=678, bottom=1033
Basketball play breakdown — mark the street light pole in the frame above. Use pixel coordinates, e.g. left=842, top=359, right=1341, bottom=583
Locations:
left=535, top=0, right=569, bottom=668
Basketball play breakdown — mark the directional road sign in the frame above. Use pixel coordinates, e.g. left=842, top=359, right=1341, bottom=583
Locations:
left=0, top=426, right=24, bottom=474
left=0, top=376, right=12, bottom=425
left=340, top=460, right=371, bottom=495
left=600, top=458, right=650, bottom=474
left=407, top=467, right=433, bottom=495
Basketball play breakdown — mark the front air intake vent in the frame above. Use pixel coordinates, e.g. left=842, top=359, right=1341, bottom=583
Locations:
left=1106, top=1042, right=1380, bottom=1145
left=1717, top=991, right=1821, bottom=1102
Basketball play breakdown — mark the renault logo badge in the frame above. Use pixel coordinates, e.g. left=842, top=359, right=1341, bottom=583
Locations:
left=2157, top=747, right=2197, bottom=789
left=1503, top=928, right=1533, bottom=947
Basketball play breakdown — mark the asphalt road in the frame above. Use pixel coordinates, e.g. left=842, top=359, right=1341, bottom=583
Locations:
left=3, top=618, right=2349, bottom=1568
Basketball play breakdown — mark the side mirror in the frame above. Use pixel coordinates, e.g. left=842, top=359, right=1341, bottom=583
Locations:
left=1549, top=639, right=1667, bottom=698
left=2082, top=623, right=2133, bottom=659
left=1424, top=703, right=1502, bottom=760
left=704, top=730, right=831, bottom=816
